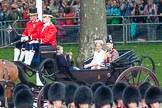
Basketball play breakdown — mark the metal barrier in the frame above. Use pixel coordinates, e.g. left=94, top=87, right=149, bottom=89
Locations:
left=0, top=15, right=162, bottom=47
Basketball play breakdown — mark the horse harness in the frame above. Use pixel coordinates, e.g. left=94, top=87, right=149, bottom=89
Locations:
left=1, top=59, right=11, bottom=81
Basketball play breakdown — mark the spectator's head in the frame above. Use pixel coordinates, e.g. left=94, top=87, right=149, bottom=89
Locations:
left=58, top=6, right=65, bottom=17
left=22, top=2, right=28, bottom=10
left=17, top=0, right=22, bottom=8
left=64, top=7, right=72, bottom=14
left=2, top=3, right=9, bottom=12
left=28, top=8, right=38, bottom=21
left=11, top=3, right=18, bottom=11
left=56, top=0, right=61, bottom=3
left=106, top=35, right=114, bottom=51
left=147, top=0, right=153, bottom=5
left=43, top=9, right=53, bottom=23
left=112, top=0, right=118, bottom=6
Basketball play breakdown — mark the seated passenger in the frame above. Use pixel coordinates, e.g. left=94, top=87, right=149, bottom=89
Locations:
left=84, top=40, right=105, bottom=69
left=66, top=51, right=80, bottom=70
left=104, top=35, right=119, bottom=63
left=55, top=45, right=71, bottom=72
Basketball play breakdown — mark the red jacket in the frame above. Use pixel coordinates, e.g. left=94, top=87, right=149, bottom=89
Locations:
left=40, top=23, right=57, bottom=46
left=22, top=19, right=43, bottom=40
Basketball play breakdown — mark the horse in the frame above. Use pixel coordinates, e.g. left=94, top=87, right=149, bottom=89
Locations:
left=0, top=59, right=18, bottom=107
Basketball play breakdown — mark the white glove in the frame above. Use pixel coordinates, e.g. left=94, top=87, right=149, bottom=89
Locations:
left=29, top=40, right=39, bottom=44
left=20, top=37, right=25, bottom=42
left=24, top=36, right=29, bottom=41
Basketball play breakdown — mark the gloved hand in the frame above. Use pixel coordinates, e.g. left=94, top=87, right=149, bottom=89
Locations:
left=24, top=36, right=30, bottom=41
left=20, top=37, right=25, bottom=42
left=29, top=40, right=39, bottom=44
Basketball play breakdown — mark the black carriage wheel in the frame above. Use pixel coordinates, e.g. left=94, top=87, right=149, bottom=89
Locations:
left=115, top=66, right=159, bottom=87
left=38, top=58, right=58, bottom=85
left=139, top=56, right=156, bottom=73
left=37, top=87, right=44, bottom=108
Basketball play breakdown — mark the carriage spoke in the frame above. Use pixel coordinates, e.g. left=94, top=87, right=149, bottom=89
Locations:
left=116, top=66, right=159, bottom=87
left=131, top=71, right=135, bottom=85
left=143, top=75, right=151, bottom=82
left=137, top=70, right=142, bottom=85
left=122, top=76, right=131, bottom=85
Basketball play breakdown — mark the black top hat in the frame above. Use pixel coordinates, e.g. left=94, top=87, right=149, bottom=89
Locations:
left=43, top=83, right=52, bottom=101
left=74, top=86, right=93, bottom=108
left=112, top=82, right=127, bottom=105
left=91, top=81, right=105, bottom=95
left=43, top=9, right=53, bottom=18
left=145, top=86, right=162, bottom=105
left=94, top=86, right=113, bottom=108
left=15, top=89, right=33, bottom=108
left=28, top=8, right=38, bottom=16
left=48, top=82, right=66, bottom=102
left=12, top=83, right=30, bottom=101
left=123, top=86, right=141, bottom=106
left=65, top=83, right=78, bottom=107
left=138, top=81, right=151, bottom=99
left=106, top=34, right=113, bottom=43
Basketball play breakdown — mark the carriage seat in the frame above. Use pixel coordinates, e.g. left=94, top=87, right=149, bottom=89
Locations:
left=39, top=44, right=57, bottom=60
left=83, top=50, right=140, bottom=69
left=111, top=50, right=140, bottom=68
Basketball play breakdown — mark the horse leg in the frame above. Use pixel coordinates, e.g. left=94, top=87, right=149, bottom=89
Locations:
left=5, top=87, right=14, bottom=108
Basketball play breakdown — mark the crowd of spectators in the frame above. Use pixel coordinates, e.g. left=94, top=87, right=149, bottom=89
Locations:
left=1, top=0, right=162, bottom=24
left=0, top=0, right=162, bottom=41
left=0, top=0, right=80, bottom=25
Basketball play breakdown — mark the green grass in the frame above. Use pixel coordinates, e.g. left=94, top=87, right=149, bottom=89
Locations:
left=0, top=42, right=162, bottom=86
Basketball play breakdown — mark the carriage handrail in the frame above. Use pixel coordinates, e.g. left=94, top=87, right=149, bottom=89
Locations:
left=113, top=50, right=135, bottom=63
left=111, top=50, right=140, bottom=67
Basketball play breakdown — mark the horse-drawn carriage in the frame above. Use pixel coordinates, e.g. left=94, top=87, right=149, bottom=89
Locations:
left=0, top=45, right=159, bottom=108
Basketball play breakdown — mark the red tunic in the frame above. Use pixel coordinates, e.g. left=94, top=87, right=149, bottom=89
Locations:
left=40, top=23, right=57, bottom=46
left=22, top=19, right=43, bottom=40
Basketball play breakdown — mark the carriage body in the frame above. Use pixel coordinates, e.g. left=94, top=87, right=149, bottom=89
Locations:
left=13, top=45, right=159, bottom=108
left=35, top=47, right=158, bottom=87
